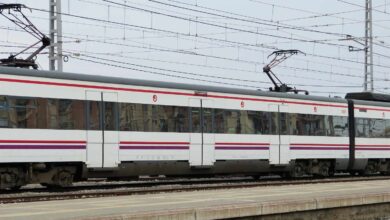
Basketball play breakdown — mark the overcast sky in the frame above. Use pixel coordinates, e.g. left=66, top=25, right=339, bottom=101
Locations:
left=1, top=0, right=390, bottom=97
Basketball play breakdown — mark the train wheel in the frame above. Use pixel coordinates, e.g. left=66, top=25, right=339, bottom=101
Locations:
left=318, top=163, right=330, bottom=177
left=52, top=170, right=74, bottom=187
left=0, top=171, right=24, bottom=190
left=290, top=164, right=305, bottom=178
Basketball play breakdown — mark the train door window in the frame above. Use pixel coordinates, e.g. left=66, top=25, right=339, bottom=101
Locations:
left=190, top=107, right=201, bottom=133
left=279, top=112, right=288, bottom=135
left=270, top=112, right=279, bottom=135
left=202, top=108, right=213, bottom=133
left=370, top=119, right=386, bottom=138
left=88, top=101, right=101, bottom=130
left=356, top=118, right=370, bottom=138
left=104, top=102, right=117, bottom=131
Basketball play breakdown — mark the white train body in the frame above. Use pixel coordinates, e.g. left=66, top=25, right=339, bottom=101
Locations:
left=0, top=66, right=389, bottom=189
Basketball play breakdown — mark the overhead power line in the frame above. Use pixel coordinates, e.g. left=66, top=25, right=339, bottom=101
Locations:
left=28, top=6, right=390, bottom=71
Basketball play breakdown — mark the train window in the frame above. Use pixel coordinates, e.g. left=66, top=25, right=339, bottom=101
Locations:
left=370, top=119, right=386, bottom=138
left=149, top=105, right=188, bottom=132
left=119, top=103, right=143, bottom=131
left=119, top=103, right=190, bottom=133
left=271, top=112, right=279, bottom=135
left=290, top=114, right=325, bottom=136
left=59, top=100, right=81, bottom=129
left=261, top=112, right=272, bottom=134
left=44, top=99, right=59, bottom=129
left=312, top=115, right=326, bottom=136
left=35, top=99, right=48, bottom=129
left=0, top=96, right=84, bottom=130
left=325, top=116, right=349, bottom=137
left=213, top=110, right=272, bottom=135
left=56, top=99, right=85, bottom=130
left=356, top=118, right=370, bottom=138
left=151, top=105, right=171, bottom=132
left=8, top=97, right=38, bottom=129
left=88, top=101, right=101, bottom=130
left=240, top=111, right=272, bottom=134
left=0, top=96, right=8, bottom=127
left=240, top=111, right=253, bottom=134
left=214, top=109, right=224, bottom=133
left=104, top=102, right=117, bottom=131
left=202, top=108, right=213, bottom=133
left=270, top=112, right=288, bottom=135
left=191, top=107, right=201, bottom=133
left=143, top=104, right=153, bottom=132
left=59, top=100, right=73, bottom=129
left=225, top=110, right=241, bottom=134
left=279, top=112, right=289, bottom=135
left=386, top=120, right=390, bottom=138
left=289, top=113, right=301, bottom=135
left=176, top=107, right=190, bottom=132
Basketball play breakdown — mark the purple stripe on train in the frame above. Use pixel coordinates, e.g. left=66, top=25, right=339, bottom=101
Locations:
left=120, top=146, right=189, bottom=150
left=290, top=147, right=348, bottom=150
left=0, top=145, right=86, bottom=150
left=215, top=146, right=269, bottom=150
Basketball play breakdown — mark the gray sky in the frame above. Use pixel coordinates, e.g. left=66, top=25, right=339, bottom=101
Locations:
left=1, top=0, right=390, bottom=97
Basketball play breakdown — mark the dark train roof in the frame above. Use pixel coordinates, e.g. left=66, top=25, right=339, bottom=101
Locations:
left=345, top=92, right=390, bottom=103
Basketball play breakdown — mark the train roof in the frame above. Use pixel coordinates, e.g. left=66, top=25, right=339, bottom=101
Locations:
left=345, top=92, right=390, bottom=103
left=0, top=66, right=383, bottom=106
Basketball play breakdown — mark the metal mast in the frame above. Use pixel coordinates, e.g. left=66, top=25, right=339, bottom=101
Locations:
left=364, top=0, right=374, bottom=92
left=49, top=0, right=63, bottom=71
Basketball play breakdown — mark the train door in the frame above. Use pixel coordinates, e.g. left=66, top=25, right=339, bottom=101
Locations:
left=189, top=98, right=215, bottom=167
left=269, top=104, right=290, bottom=165
left=86, top=91, right=119, bottom=168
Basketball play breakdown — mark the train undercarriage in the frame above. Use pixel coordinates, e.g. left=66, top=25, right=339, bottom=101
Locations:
left=2, top=159, right=390, bottom=190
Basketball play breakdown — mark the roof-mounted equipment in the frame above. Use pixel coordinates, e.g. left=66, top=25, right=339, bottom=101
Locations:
left=263, top=49, right=309, bottom=95
left=0, top=4, right=50, bottom=69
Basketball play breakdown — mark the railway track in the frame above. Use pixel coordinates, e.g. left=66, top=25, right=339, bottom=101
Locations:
left=1, top=175, right=390, bottom=204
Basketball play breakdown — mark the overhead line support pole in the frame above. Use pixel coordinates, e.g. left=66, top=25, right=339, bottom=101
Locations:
left=364, top=0, right=373, bottom=92
left=49, top=0, right=63, bottom=72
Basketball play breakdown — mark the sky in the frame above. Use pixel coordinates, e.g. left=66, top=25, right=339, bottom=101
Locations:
left=0, top=0, right=389, bottom=97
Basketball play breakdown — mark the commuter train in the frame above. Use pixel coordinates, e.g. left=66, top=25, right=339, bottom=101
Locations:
left=0, top=66, right=389, bottom=190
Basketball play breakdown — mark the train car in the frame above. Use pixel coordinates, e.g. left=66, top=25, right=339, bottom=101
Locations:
left=0, top=66, right=389, bottom=190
